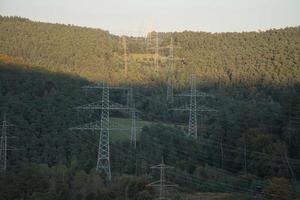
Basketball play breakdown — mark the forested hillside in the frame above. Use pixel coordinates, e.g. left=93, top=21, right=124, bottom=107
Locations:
left=0, top=16, right=300, bottom=199
left=0, top=16, right=299, bottom=86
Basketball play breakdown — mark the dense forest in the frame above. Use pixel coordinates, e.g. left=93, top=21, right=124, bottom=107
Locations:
left=0, top=16, right=299, bottom=86
left=0, top=16, right=300, bottom=199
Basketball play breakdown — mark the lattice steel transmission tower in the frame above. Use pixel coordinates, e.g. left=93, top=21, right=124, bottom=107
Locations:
left=97, top=84, right=110, bottom=177
left=147, top=158, right=177, bottom=200
left=0, top=113, right=8, bottom=171
left=121, top=35, right=129, bottom=79
left=70, top=83, right=130, bottom=180
left=166, top=37, right=183, bottom=103
left=166, top=37, right=175, bottom=103
left=147, top=34, right=183, bottom=100
left=146, top=31, right=161, bottom=73
left=170, top=75, right=217, bottom=139
left=127, top=88, right=137, bottom=148
left=188, top=75, right=198, bottom=138
left=131, top=103, right=137, bottom=148
left=147, top=31, right=174, bottom=74
left=0, top=113, right=15, bottom=171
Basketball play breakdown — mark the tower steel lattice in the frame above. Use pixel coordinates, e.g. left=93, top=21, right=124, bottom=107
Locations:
left=165, top=37, right=183, bottom=103
left=131, top=103, right=137, bottom=148
left=70, top=83, right=131, bottom=180
left=0, top=113, right=8, bottom=171
left=121, top=35, right=129, bottom=79
left=128, top=88, right=137, bottom=148
left=166, top=38, right=175, bottom=103
left=170, top=74, right=217, bottom=139
left=147, top=32, right=169, bottom=74
left=147, top=158, right=177, bottom=200
left=188, top=75, right=197, bottom=138
left=97, top=84, right=111, bottom=178
left=0, top=113, right=15, bottom=171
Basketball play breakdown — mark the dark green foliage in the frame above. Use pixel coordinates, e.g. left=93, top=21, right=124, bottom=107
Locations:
left=0, top=16, right=299, bottom=199
left=0, top=16, right=299, bottom=86
left=0, top=16, right=116, bottom=81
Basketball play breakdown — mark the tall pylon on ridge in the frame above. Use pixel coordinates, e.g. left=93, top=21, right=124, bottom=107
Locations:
left=166, top=37, right=183, bottom=103
left=146, top=32, right=160, bottom=73
left=145, top=19, right=155, bottom=49
left=147, top=158, right=177, bottom=200
left=166, top=37, right=175, bottom=103
left=170, top=74, right=217, bottom=139
left=121, top=35, right=129, bottom=79
left=146, top=31, right=168, bottom=74
left=154, top=32, right=160, bottom=73
left=70, top=83, right=131, bottom=180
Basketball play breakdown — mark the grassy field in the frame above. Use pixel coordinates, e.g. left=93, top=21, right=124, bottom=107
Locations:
left=110, top=117, right=182, bottom=142
left=110, top=117, right=152, bottom=142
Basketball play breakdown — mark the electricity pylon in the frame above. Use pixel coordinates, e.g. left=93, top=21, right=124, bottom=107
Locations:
left=121, top=35, right=129, bottom=79
left=147, top=33, right=183, bottom=99
left=70, top=83, right=131, bottom=180
left=188, top=75, right=198, bottom=138
left=146, top=31, right=161, bottom=73
left=0, top=113, right=15, bottom=171
left=170, top=75, right=217, bottom=139
left=131, top=103, right=137, bottom=148
left=147, top=31, right=173, bottom=74
left=130, top=90, right=137, bottom=149
left=147, top=158, right=177, bottom=200
left=0, top=113, right=8, bottom=171
left=166, top=38, right=175, bottom=103
left=165, top=37, right=183, bottom=103
left=127, top=88, right=138, bottom=148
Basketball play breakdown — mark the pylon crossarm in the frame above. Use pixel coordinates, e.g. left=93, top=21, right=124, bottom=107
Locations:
left=160, top=57, right=183, bottom=61
left=115, top=108, right=143, bottom=120
left=109, top=102, right=131, bottom=110
left=169, top=106, right=189, bottom=111
left=170, top=105, right=217, bottom=112
left=0, top=122, right=15, bottom=128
